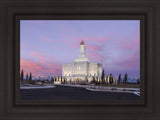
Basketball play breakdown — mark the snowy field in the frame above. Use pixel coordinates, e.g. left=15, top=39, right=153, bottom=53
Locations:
left=57, top=84, right=140, bottom=96
left=20, top=85, right=140, bottom=100
left=20, top=84, right=140, bottom=96
left=20, top=84, right=56, bottom=89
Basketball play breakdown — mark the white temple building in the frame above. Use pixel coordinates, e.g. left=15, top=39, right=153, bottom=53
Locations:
left=62, top=41, right=102, bottom=83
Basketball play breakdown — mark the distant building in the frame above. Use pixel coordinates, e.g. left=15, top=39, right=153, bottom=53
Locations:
left=62, top=41, right=102, bottom=83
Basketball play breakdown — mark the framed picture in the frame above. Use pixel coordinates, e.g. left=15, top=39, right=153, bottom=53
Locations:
left=0, top=0, right=159, bottom=120
left=19, top=20, right=141, bottom=102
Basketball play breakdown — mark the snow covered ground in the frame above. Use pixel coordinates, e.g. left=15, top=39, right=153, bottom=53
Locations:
left=20, top=84, right=56, bottom=89
left=59, top=84, right=140, bottom=96
left=20, top=84, right=140, bottom=96
left=132, top=92, right=140, bottom=96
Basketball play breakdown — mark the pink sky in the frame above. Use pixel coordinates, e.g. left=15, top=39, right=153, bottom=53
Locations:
left=20, top=20, right=140, bottom=78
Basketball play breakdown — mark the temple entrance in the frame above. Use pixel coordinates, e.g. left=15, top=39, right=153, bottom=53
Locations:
left=75, top=78, right=82, bottom=83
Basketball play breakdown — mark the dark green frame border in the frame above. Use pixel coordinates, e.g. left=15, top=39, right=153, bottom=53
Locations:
left=0, top=0, right=159, bottom=120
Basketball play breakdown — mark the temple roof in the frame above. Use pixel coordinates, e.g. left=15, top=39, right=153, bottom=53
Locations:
left=80, top=40, right=84, bottom=45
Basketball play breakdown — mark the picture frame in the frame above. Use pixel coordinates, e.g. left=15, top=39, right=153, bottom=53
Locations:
left=18, top=17, right=143, bottom=104
left=0, top=0, right=159, bottom=120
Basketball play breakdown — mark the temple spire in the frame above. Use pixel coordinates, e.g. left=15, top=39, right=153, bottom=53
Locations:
left=74, top=40, right=89, bottom=62
left=80, top=40, right=84, bottom=45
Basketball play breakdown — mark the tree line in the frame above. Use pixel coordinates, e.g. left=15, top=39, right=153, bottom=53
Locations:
left=20, top=69, right=140, bottom=84
left=97, top=69, right=140, bottom=85
left=20, top=69, right=32, bottom=84
left=20, top=69, right=67, bottom=84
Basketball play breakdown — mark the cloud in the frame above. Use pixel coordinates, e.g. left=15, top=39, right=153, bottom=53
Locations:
left=109, top=50, right=140, bottom=71
left=117, top=29, right=140, bottom=51
left=98, top=37, right=108, bottom=42
left=41, top=37, right=54, bottom=42
left=119, top=39, right=139, bottom=51
left=86, top=44, right=102, bottom=51
left=20, top=59, right=62, bottom=77
left=29, top=52, right=51, bottom=61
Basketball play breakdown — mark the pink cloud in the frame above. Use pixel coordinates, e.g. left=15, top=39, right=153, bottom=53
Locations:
left=21, top=52, right=63, bottom=77
left=67, top=40, right=80, bottom=49
left=98, top=37, right=108, bottom=42
left=39, top=60, right=53, bottom=67
left=117, top=29, right=140, bottom=51
left=20, top=59, right=62, bottom=77
left=112, top=50, right=139, bottom=71
left=29, top=52, right=51, bottom=61
left=41, top=37, right=54, bottom=42
left=119, top=39, right=139, bottom=51
left=86, top=44, right=102, bottom=51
